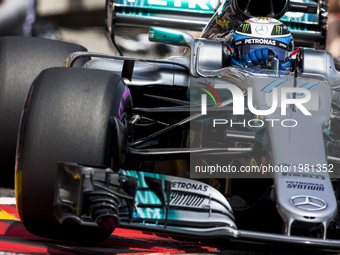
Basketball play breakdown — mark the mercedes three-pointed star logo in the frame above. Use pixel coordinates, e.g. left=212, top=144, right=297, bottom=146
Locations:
left=290, top=195, right=327, bottom=211
left=255, top=24, right=268, bottom=35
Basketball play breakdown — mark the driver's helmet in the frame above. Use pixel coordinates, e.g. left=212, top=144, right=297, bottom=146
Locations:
left=233, top=17, right=294, bottom=63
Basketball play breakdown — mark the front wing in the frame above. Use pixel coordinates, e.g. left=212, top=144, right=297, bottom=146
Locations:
left=53, top=162, right=340, bottom=250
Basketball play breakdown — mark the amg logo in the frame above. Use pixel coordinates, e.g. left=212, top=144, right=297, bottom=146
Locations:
left=245, top=38, right=276, bottom=46
left=169, top=193, right=205, bottom=207
left=171, top=182, right=208, bottom=192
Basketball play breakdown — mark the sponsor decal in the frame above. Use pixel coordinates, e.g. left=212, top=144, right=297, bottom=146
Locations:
left=235, top=38, right=288, bottom=50
left=242, top=23, right=250, bottom=33
left=244, top=38, right=276, bottom=46
left=255, top=24, right=268, bottom=35
left=290, top=195, right=327, bottom=211
left=286, top=181, right=325, bottom=191
left=275, top=25, right=283, bottom=35
left=171, top=181, right=208, bottom=191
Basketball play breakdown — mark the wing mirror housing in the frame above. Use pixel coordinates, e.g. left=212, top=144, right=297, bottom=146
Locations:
left=149, top=27, right=199, bottom=77
left=149, top=27, right=194, bottom=48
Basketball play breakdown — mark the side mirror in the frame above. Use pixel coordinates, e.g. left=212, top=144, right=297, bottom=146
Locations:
left=149, top=27, right=194, bottom=48
left=149, top=27, right=201, bottom=77
left=148, top=26, right=226, bottom=77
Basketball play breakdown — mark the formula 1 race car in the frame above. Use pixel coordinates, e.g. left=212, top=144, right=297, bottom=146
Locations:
left=3, top=0, right=340, bottom=250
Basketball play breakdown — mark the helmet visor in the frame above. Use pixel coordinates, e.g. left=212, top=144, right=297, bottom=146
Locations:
left=235, top=44, right=288, bottom=62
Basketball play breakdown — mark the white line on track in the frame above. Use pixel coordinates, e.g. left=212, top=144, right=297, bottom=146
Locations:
left=0, top=197, right=16, bottom=205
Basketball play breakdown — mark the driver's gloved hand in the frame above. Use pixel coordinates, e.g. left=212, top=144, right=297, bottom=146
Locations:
left=244, top=48, right=275, bottom=67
